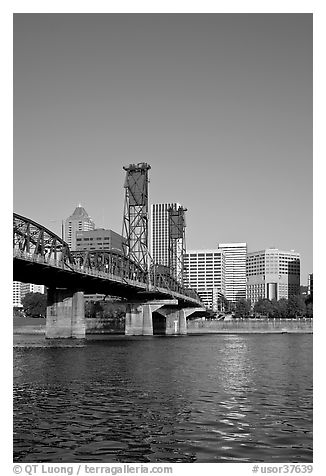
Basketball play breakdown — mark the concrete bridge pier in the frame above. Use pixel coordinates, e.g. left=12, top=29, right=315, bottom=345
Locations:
left=157, top=307, right=204, bottom=335
left=125, top=299, right=178, bottom=335
left=46, top=288, right=86, bottom=338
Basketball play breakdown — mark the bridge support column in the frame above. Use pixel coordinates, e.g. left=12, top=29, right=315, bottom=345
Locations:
left=46, top=289, right=86, bottom=338
left=125, top=300, right=178, bottom=336
left=157, top=307, right=205, bottom=335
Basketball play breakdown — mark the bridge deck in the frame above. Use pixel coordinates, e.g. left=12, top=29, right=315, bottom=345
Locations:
left=14, top=250, right=204, bottom=308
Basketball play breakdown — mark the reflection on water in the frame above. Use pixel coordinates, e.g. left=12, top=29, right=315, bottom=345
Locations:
left=13, top=334, right=312, bottom=463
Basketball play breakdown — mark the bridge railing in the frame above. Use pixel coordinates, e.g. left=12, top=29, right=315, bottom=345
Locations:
left=13, top=249, right=148, bottom=287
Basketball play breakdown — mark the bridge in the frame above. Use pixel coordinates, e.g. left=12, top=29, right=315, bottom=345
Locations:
left=13, top=163, right=205, bottom=338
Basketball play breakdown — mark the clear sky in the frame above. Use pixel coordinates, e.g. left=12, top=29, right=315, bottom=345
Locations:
left=13, top=13, right=312, bottom=283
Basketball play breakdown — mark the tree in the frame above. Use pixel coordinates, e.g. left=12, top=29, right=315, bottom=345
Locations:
left=305, top=293, right=313, bottom=317
left=254, top=298, right=274, bottom=318
left=13, top=307, right=25, bottom=318
left=287, top=295, right=306, bottom=318
left=218, top=294, right=230, bottom=312
left=86, top=300, right=103, bottom=318
left=273, top=298, right=289, bottom=318
left=85, top=300, right=127, bottom=319
left=306, top=301, right=313, bottom=318
left=21, top=292, right=47, bottom=318
left=234, top=299, right=251, bottom=318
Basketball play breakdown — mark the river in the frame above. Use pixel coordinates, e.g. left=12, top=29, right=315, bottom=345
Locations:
left=13, top=333, right=312, bottom=463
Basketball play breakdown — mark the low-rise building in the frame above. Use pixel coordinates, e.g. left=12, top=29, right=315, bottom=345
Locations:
left=75, top=228, right=125, bottom=302
left=76, top=228, right=124, bottom=253
left=20, top=283, right=45, bottom=300
left=13, top=282, right=45, bottom=309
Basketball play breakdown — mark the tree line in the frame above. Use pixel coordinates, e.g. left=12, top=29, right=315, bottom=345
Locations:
left=17, top=291, right=126, bottom=320
left=233, top=294, right=313, bottom=319
left=16, top=291, right=313, bottom=320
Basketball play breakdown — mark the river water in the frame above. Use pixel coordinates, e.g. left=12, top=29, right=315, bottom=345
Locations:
left=13, top=334, right=312, bottom=463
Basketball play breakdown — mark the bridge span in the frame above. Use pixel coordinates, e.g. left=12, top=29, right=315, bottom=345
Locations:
left=13, top=213, right=205, bottom=338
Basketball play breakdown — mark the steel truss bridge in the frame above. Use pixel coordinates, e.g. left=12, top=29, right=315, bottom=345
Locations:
left=13, top=213, right=202, bottom=308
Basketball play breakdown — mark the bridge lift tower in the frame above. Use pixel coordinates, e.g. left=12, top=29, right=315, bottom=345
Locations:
left=122, top=163, right=151, bottom=276
left=168, top=205, right=187, bottom=285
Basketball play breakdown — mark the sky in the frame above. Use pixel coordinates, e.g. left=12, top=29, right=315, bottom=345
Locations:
left=13, top=13, right=312, bottom=283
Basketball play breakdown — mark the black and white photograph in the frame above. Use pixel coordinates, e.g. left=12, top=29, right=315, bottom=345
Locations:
left=9, top=5, right=317, bottom=473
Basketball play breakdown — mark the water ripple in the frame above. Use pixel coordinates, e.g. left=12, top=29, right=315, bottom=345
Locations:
left=14, top=334, right=313, bottom=463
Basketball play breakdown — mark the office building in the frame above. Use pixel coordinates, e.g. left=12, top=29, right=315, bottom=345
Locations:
left=308, top=273, right=313, bottom=297
left=76, top=228, right=125, bottom=301
left=13, top=282, right=23, bottom=308
left=76, top=228, right=124, bottom=253
left=150, top=202, right=185, bottom=275
left=14, top=282, right=45, bottom=309
left=21, top=283, right=45, bottom=300
left=64, top=205, right=95, bottom=251
left=184, top=249, right=225, bottom=310
left=246, top=248, right=301, bottom=304
left=217, top=243, right=247, bottom=303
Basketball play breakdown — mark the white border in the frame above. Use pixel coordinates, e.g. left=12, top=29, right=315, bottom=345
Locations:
left=3, top=2, right=322, bottom=474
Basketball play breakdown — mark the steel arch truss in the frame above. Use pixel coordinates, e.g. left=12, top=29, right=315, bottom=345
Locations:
left=71, top=250, right=147, bottom=283
left=13, top=213, right=203, bottom=306
left=151, top=264, right=200, bottom=301
left=13, top=213, right=74, bottom=266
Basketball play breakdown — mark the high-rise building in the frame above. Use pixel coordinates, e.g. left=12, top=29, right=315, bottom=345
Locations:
left=217, top=243, right=247, bottom=303
left=184, top=249, right=225, bottom=310
left=76, top=228, right=125, bottom=253
left=13, top=282, right=23, bottom=308
left=150, top=202, right=185, bottom=274
left=246, top=248, right=301, bottom=305
left=64, top=205, right=95, bottom=251
left=307, top=273, right=313, bottom=297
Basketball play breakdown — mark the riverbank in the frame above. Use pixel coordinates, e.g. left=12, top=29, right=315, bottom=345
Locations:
left=187, top=318, right=313, bottom=334
left=13, top=317, right=313, bottom=335
left=13, top=317, right=46, bottom=335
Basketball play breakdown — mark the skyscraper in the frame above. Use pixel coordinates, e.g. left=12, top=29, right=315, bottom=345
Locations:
left=217, top=243, right=247, bottom=303
left=150, top=203, right=186, bottom=280
left=64, top=205, right=95, bottom=251
left=184, top=249, right=225, bottom=310
left=307, top=273, right=313, bottom=297
left=246, top=248, right=301, bottom=304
